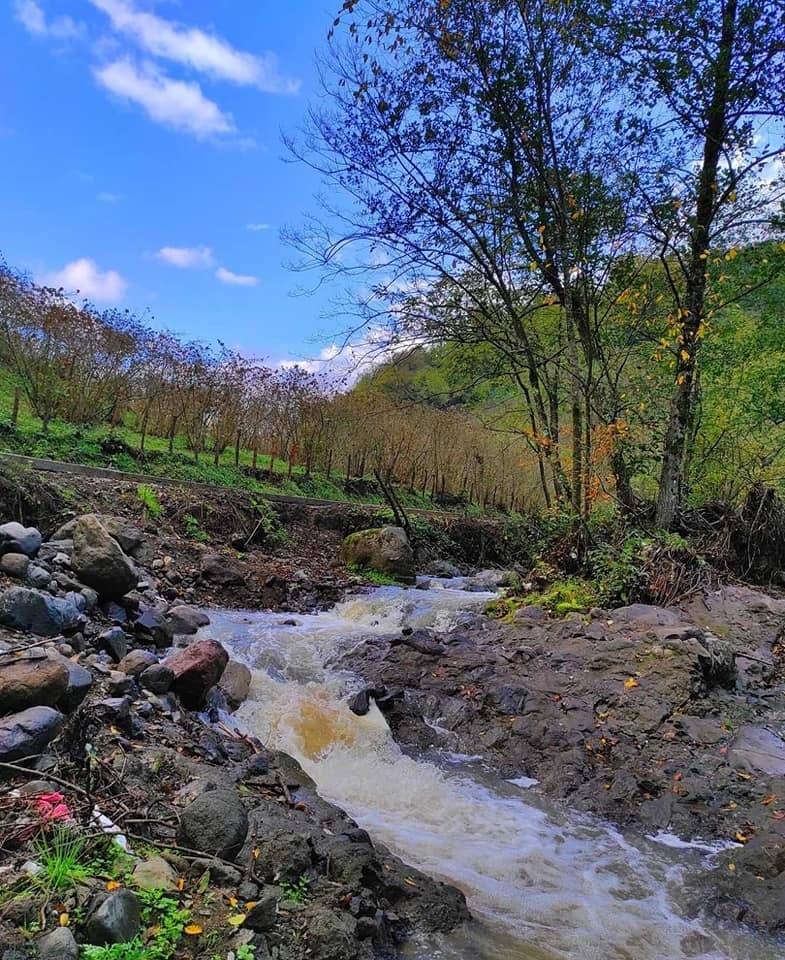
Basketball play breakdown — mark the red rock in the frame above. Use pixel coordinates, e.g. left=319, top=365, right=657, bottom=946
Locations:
left=164, top=640, right=229, bottom=709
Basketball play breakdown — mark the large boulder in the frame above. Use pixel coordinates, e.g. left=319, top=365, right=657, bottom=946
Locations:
left=200, top=553, right=245, bottom=587
left=341, top=526, right=415, bottom=583
left=0, top=586, right=83, bottom=636
left=0, top=522, right=42, bottom=558
left=71, top=515, right=137, bottom=599
left=178, top=788, right=248, bottom=859
left=85, top=889, right=141, bottom=945
left=52, top=516, right=144, bottom=556
left=164, top=639, right=229, bottom=708
left=0, top=705, right=64, bottom=761
left=0, top=656, right=69, bottom=715
left=218, top=660, right=252, bottom=712
left=166, top=605, right=210, bottom=635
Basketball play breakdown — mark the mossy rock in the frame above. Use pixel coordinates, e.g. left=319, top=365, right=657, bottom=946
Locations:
left=341, top=526, right=415, bottom=584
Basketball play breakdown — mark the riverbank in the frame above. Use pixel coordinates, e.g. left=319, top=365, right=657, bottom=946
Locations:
left=344, top=579, right=785, bottom=935
left=0, top=488, right=469, bottom=959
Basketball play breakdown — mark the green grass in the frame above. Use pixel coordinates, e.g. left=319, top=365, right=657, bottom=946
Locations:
left=32, top=826, right=93, bottom=893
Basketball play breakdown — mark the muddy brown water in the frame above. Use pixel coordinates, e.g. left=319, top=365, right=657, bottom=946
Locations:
left=205, top=583, right=785, bottom=960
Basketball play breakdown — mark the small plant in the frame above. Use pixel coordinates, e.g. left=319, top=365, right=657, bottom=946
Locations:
left=137, top=484, right=163, bottom=521
left=347, top=563, right=402, bottom=586
left=183, top=513, right=210, bottom=542
left=32, top=826, right=92, bottom=893
left=211, top=945, right=256, bottom=960
left=280, top=875, right=310, bottom=904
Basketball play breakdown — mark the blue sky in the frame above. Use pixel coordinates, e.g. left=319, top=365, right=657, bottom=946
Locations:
left=0, top=0, right=348, bottom=365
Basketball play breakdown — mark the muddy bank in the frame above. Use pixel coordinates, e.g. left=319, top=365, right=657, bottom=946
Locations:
left=342, top=585, right=785, bottom=935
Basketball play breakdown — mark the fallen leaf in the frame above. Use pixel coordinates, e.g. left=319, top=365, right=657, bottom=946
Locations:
left=59, top=913, right=69, bottom=927
left=252, top=848, right=261, bottom=859
left=245, top=902, right=257, bottom=910
left=673, top=771, right=683, bottom=782
left=735, top=831, right=750, bottom=844
left=623, top=678, right=639, bottom=689
left=761, top=794, right=777, bottom=806
left=196, top=869, right=210, bottom=894
left=228, top=896, right=239, bottom=907
left=403, top=877, right=417, bottom=887
left=177, top=877, right=186, bottom=891
left=727, top=863, right=736, bottom=871
left=183, top=924, right=203, bottom=935
left=106, top=880, right=121, bottom=891
left=772, top=811, right=785, bottom=820
left=736, top=770, right=753, bottom=780
left=227, top=914, right=246, bottom=927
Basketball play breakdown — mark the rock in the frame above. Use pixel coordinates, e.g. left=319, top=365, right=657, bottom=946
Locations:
left=178, top=788, right=248, bottom=859
left=71, top=515, right=137, bottom=599
left=25, top=565, right=51, bottom=589
left=53, top=656, right=93, bottom=712
left=0, top=587, right=82, bottom=636
left=218, top=660, right=252, bottom=711
left=243, top=891, right=278, bottom=932
left=0, top=657, right=69, bottom=715
left=135, top=607, right=173, bottom=649
left=166, top=605, right=210, bottom=635
left=165, top=640, right=229, bottom=709
left=107, top=671, right=134, bottom=696
left=298, top=904, right=358, bottom=960
left=37, top=926, right=79, bottom=960
left=341, top=526, right=415, bottom=583
left=93, top=697, right=132, bottom=732
left=200, top=553, right=245, bottom=587
left=0, top=706, right=64, bottom=761
left=118, top=649, right=159, bottom=678
left=426, top=560, right=463, bottom=578
left=131, top=856, right=178, bottom=891
left=98, top=627, right=129, bottom=662
left=0, top=554, right=30, bottom=579
left=86, top=889, right=141, bottom=945
left=100, top=518, right=145, bottom=556
left=0, top=522, right=42, bottom=558
left=611, top=603, right=682, bottom=625
left=139, top=663, right=174, bottom=695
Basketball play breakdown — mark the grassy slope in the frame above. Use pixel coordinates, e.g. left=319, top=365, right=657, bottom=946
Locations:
left=0, top=369, right=438, bottom=509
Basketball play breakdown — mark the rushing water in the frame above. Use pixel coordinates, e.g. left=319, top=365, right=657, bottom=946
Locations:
left=204, top=582, right=784, bottom=960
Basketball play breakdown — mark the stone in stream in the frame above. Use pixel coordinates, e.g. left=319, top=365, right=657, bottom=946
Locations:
left=165, top=639, right=229, bottom=708
left=0, top=522, right=42, bottom=558
left=134, top=607, right=172, bottom=649
left=86, top=889, right=141, bottom=945
left=178, top=788, right=248, bottom=859
left=218, top=659, right=252, bottom=711
left=0, top=586, right=83, bottom=636
left=166, top=605, right=210, bottom=635
left=0, top=553, right=30, bottom=579
left=0, top=705, right=64, bottom=761
left=71, top=515, right=137, bottom=600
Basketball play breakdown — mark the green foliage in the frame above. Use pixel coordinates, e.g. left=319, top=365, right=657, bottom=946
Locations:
left=183, top=513, right=210, bottom=542
left=136, top=484, right=162, bottom=521
left=82, top=887, right=191, bottom=960
left=249, top=498, right=287, bottom=549
left=347, top=564, right=402, bottom=585
left=280, top=875, right=311, bottom=904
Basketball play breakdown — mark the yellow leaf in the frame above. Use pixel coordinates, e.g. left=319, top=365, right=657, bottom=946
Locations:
left=245, top=902, right=257, bottom=910
left=59, top=913, right=69, bottom=927
left=227, top=914, right=246, bottom=927
left=761, top=794, right=777, bottom=806
left=735, top=831, right=750, bottom=844
left=728, top=863, right=736, bottom=871
left=184, top=924, right=203, bottom=936
left=537, top=224, right=546, bottom=234
left=680, top=349, right=690, bottom=362
left=228, top=896, right=239, bottom=907
left=403, top=877, right=418, bottom=887
left=623, top=678, right=639, bottom=689
left=252, top=848, right=261, bottom=859
left=106, top=880, right=121, bottom=891
left=736, top=770, right=753, bottom=781
left=177, top=877, right=186, bottom=891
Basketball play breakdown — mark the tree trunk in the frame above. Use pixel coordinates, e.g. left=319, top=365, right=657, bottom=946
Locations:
left=234, top=430, right=241, bottom=466
left=655, top=0, right=736, bottom=527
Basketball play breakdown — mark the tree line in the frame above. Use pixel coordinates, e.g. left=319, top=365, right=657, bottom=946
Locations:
left=0, top=258, right=537, bottom=511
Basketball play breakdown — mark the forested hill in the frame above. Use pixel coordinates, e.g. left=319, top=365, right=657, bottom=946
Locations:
left=357, top=243, right=785, bottom=510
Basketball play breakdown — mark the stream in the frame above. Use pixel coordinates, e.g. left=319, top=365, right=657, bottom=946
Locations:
left=204, top=581, right=784, bottom=960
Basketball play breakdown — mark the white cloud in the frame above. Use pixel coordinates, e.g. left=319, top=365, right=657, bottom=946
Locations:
left=14, top=0, right=82, bottom=38
left=157, top=245, right=214, bottom=269
left=216, top=266, right=258, bottom=287
left=89, top=0, right=299, bottom=94
left=94, top=58, right=235, bottom=138
left=40, top=257, right=127, bottom=302
left=98, top=191, right=122, bottom=202
left=246, top=222, right=270, bottom=232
